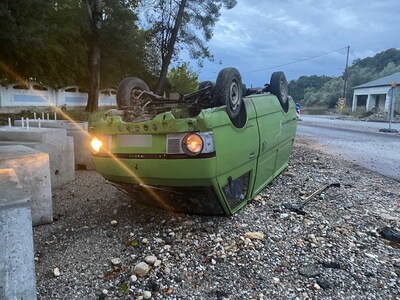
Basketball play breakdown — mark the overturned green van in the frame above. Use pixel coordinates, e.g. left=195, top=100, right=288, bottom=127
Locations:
left=89, top=68, right=297, bottom=215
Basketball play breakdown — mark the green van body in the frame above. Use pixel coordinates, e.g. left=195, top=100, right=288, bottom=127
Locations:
left=89, top=93, right=297, bottom=215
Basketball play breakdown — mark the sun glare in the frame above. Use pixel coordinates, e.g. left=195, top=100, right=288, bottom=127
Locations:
left=0, top=60, right=173, bottom=212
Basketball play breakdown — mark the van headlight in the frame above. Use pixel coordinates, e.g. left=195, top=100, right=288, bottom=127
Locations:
left=182, top=133, right=203, bottom=156
left=167, top=132, right=215, bottom=156
left=90, top=135, right=110, bottom=154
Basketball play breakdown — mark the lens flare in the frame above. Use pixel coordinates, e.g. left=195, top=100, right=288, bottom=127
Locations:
left=0, top=59, right=174, bottom=212
left=91, top=137, right=103, bottom=153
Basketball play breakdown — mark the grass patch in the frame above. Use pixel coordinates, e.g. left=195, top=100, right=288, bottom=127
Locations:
left=58, top=108, right=91, bottom=122
left=300, top=106, right=334, bottom=115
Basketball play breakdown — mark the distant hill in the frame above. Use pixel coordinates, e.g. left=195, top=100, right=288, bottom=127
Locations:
left=352, top=48, right=400, bottom=72
left=289, top=48, right=400, bottom=108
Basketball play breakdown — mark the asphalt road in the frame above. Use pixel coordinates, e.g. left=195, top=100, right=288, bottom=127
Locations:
left=296, top=116, right=400, bottom=181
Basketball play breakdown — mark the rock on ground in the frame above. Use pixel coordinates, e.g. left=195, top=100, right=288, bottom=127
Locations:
left=33, top=137, right=400, bottom=299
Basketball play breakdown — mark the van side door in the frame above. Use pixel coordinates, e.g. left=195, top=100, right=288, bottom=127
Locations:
left=251, top=95, right=283, bottom=196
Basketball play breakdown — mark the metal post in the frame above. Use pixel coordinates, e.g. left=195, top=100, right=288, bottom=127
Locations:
left=380, top=83, right=398, bottom=133
left=388, top=87, right=394, bottom=131
left=391, top=87, right=396, bottom=119
left=342, top=46, right=350, bottom=100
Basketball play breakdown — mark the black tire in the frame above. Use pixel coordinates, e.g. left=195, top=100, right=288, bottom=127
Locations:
left=116, top=77, right=150, bottom=109
left=198, top=81, right=214, bottom=90
left=270, top=71, right=288, bottom=112
left=215, top=67, right=243, bottom=121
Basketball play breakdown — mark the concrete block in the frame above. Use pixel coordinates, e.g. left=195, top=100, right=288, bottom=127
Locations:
left=31, top=136, right=74, bottom=189
left=0, top=127, right=75, bottom=188
left=0, top=126, right=67, bottom=147
left=14, top=120, right=93, bottom=170
left=0, top=145, right=53, bottom=226
left=68, top=129, right=94, bottom=170
left=0, top=169, right=37, bottom=299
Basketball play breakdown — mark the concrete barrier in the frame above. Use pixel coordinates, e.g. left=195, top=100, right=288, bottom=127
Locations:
left=69, top=129, right=94, bottom=170
left=0, top=168, right=37, bottom=299
left=0, top=126, right=75, bottom=188
left=0, top=145, right=52, bottom=226
left=14, top=120, right=94, bottom=170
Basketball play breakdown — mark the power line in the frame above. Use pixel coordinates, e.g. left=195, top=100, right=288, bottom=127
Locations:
left=242, top=46, right=349, bottom=75
left=200, top=46, right=349, bottom=80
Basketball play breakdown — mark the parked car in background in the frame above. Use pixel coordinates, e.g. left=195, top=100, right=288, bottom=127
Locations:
left=89, top=67, right=297, bottom=215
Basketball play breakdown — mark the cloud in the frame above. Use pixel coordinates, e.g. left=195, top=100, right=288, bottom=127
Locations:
left=192, top=0, right=400, bottom=86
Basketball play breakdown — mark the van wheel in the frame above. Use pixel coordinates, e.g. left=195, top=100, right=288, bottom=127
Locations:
left=215, top=67, right=243, bottom=121
left=116, top=77, right=150, bottom=109
left=270, top=71, right=288, bottom=112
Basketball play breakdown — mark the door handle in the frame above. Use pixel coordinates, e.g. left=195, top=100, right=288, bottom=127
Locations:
left=262, top=141, right=267, bottom=152
left=249, top=151, right=255, bottom=159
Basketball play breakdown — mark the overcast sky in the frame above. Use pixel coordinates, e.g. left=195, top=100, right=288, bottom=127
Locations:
left=190, top=0, right=400, bottom=87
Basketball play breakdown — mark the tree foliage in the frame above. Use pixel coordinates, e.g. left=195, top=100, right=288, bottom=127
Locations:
left=100, top=0, right=147, bottom=88
left=0, top=0, right=91, bottom=87
left=42, top=1, right=88, bottom=87
left=288, top=75, right=333, bottom=102
left=167, top=62, right=199, bottom=94
left=0, top=0, right=154, bottom=111
left=303, top=78, right=343, bottom=108
left=352, top=48, right=400, bottom=72
left=142, top=0, right=237, bottom=94
left=0, top=0, right=237, bottom=111
left=0, top=0, right=56, bottom=84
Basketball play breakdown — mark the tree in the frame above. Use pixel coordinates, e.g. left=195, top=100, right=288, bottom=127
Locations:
left=352, top=48, right=400, bottom=73
left=84, top=0, right=154, bottom=111
left=99, top=0, right=154, bottom=89
left=84, top=0, right=103, bottom=112
left=0, top=0, right=152, bottom=109
left=39, top=0, right=88, bottom=87
left=142, top=0, right=237, bottom=95
left=0, top=0, right=52, bottom=84
left=167, top=62, right=199, bottom=94
left=303, top=87, right=319, bottom=107
left=378, top=62, right=400, bottom=78
left=288, top=75, right=333, bottom=103
left=322, top=78, right=343, bottom=108
left=0, top=0, right=89, bottom=88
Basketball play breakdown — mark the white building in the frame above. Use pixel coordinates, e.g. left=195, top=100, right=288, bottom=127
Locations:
left=352, top=72, right=400, bottom=112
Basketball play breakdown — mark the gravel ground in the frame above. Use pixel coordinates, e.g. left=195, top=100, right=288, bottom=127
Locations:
left=33, top=137, right=400, bottom=300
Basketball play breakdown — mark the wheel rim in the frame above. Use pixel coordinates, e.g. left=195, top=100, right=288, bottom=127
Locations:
left=229, top=81, right=240, bottom=110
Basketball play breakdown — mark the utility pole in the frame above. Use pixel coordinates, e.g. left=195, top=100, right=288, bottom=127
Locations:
left=342, top=45, right=350, bottom=99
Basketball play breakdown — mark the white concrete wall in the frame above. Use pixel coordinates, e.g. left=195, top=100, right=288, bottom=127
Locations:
left=0, top=83, right=56, bottom=107
left=353, top=86, right=390, bottom=97
left=0, top=83, right=116, bottom=107
left=99, top=89, right=117, bottom=106
left=377, top=95, right=386, bottom=111
left=57, top=86, right=88, bottom=106
left=366, top=94, right=375, bottom=111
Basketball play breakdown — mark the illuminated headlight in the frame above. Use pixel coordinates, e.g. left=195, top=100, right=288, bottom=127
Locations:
left=167, top=132, right=215, bottom=155
left=182, top=133, right=203, bottom=156
left=90, top=135, right=111, bottom=154
left=91, top=137, right=102, bottom=153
